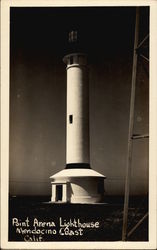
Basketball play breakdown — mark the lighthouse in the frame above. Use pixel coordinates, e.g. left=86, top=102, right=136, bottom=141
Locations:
left=50, top=31, right=106, bottom=203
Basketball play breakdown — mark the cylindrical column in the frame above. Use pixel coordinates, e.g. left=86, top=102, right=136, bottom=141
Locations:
left=63, top=53, right=90, bottom=169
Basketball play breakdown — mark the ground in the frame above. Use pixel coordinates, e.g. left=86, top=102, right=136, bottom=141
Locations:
left=9, top=195, right=148, bottom=242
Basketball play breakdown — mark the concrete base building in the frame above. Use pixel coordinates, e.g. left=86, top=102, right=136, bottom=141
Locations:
left=50, top=169, right=105, bottom=204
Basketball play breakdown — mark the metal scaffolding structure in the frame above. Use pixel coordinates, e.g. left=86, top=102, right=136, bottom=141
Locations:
left=122, top=7, right=149, bottom=241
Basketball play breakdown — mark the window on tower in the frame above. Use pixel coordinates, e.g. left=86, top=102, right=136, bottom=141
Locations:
left=69, top=115, right=73, bottom=124
left=70, top=57, right=73, bottom=65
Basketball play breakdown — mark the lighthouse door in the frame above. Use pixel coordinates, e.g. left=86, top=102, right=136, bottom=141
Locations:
left=51, top=182, right=68, bottom=203
left=56, top=185, right=63, bottom=201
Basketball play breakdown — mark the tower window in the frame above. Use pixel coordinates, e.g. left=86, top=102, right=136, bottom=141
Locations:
left=70, top=57, right=73, bottom=65
left=69, top=115, right=73, bottom=124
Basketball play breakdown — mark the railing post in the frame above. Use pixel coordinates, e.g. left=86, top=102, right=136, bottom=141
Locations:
left=122, top=7, right=140, bottom=241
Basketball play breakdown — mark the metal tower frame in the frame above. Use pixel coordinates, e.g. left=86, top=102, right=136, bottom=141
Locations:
left=122, top=7, right=149, bottom=241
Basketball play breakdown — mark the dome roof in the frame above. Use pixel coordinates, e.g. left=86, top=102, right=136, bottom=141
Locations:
left=50, top=168, right=106, bottom=179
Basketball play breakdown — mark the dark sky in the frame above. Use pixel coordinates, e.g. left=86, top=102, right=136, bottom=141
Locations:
left=9, top=7, right=149, bottom=196
left=10, top=7, right=139, bottom=58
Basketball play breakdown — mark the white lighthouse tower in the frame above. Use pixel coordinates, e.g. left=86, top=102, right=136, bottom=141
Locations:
left=50, top=31, right=106, bottom=203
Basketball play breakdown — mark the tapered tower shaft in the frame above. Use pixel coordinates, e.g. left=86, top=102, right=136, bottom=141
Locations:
left=63, top=53, right=90, bottom=169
